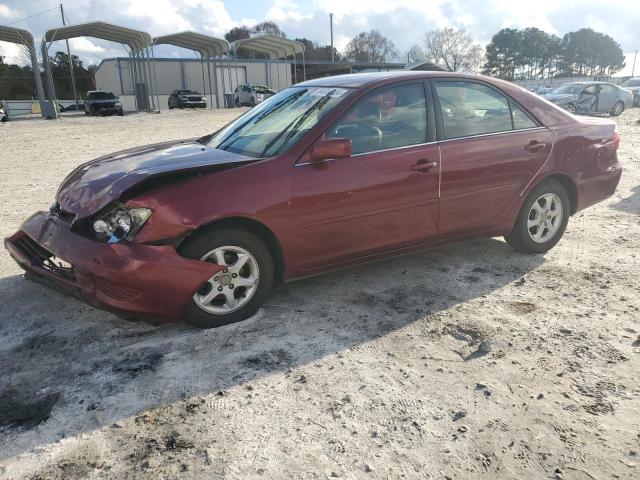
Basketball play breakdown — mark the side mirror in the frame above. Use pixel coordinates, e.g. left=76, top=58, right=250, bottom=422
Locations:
left=309, top=138, right=352, bottom=163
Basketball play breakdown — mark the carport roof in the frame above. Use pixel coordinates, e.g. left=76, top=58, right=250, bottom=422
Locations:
left=0, top=25, right=35, bottom=47
left=153, top=31, right=229, bottom=58
left=43, top=21, right=151, bottom=53
left=230, top=35, right=305, bottom=59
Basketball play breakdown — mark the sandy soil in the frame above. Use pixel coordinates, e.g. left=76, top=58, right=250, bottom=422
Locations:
left=0, top=108, right=638, bottom=480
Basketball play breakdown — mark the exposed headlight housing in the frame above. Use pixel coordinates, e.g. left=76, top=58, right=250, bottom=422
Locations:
left=201, top=96, right=207, bottom=102
left=93, top=206, right=152, bottom=243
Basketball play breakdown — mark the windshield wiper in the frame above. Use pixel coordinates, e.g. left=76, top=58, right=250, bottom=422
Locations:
left=215, top=90, right=307, bottom=152
left=260, top=90, right=335, bottom=158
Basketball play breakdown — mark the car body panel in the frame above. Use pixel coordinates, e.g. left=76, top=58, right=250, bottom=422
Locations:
left=5, top=71, right=623, bottom=322
left=55, top=139, right=257, bottom=219
left=438, top=127, right=554, bottom=238
left=5, top=212, right=221, bottom=320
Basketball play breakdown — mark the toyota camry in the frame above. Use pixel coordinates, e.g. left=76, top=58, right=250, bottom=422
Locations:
left=5, top=72, right=622, bottom=328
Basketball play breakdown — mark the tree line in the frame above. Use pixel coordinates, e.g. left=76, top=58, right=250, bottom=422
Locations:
left=0, top=21, right=627, bottom=100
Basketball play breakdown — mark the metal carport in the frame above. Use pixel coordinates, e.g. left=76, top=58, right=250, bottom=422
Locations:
left=230, top=35, right=305, bottom=91
left=0, top=25, right=49, bottom=118
left=42, top=21, right=158, bottom=117
left=153, top=32, right=229, bottom=109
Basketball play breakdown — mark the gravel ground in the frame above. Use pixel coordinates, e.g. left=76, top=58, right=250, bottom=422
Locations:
left=0, top=108, right=639, bottom=480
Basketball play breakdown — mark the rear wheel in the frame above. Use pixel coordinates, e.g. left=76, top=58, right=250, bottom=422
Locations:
left=180, top=228, right=274, bottom=328
left=505, top=179, right=570, bottom=254
left=611, top=101, right=624, bottom=117
left=563, top=103, right=577, bottom=115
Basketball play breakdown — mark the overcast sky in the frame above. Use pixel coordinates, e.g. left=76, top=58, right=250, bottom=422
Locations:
left=1, top=0, right=638, bottom=76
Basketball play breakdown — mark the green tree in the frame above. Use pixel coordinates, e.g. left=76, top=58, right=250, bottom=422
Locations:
left=295, top=38, right=342, bottom=61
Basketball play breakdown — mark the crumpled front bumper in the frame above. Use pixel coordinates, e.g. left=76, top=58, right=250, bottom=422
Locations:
left=4, top=211, right=221, bottom=322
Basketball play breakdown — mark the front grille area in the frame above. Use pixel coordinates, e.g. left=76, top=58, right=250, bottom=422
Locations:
left=94, top=277, right=139, bottom=300
left=14, top=235, right=76, bottom=282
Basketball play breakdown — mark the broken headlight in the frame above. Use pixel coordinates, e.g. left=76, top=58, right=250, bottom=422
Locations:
left=93, top=207, right=152, bottom=243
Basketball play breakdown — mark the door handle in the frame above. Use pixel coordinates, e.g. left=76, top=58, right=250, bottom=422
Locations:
left=410, top=159, right=438, bottom=172
left=524, top=140, right=548, bottom=153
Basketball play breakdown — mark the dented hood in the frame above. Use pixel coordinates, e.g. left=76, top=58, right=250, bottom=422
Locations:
left=56, top=139, right=255, bottom=219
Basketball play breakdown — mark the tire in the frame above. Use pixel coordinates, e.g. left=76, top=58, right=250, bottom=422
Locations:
left=611, top=101, right=624, bottom=117
left=505, top=179, right=570, bottom=254
left=563, top=103, right=577, bottom=115
left=249, top=97, right=256, bottom=107
left=180, top=227, right=275, bottom=328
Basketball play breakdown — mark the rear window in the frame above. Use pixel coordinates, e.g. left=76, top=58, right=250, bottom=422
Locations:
left=89, top=92, right=115, bottom=100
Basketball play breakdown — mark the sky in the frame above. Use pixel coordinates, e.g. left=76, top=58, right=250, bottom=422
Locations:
left=0, top=0, right=638, bottom=76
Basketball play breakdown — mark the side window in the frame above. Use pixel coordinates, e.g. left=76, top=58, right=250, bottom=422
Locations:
left=244, top=85, right=252, bottom=92
left=582, top=85, right=597, bottom=95
left=600, top=85, right=614, bottom=94
left=327, top=83, right=427, bottom=155
left=511, top=104, right=538, bottom=130
left=435, top=80, right=539, bottom=139
left=435, top=80, right=512, bottom=139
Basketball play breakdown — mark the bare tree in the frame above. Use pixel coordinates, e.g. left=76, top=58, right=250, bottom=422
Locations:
left=406, top=44, right=427, bottom=63
left=344, top=30, right=399, bottom=63
left=424, top=27, right=484, bottom=72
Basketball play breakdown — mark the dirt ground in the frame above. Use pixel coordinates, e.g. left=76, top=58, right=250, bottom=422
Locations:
left=0, top=108, right=638, bottom=480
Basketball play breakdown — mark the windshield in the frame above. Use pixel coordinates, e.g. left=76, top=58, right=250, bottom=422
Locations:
left=178, top=90, right=199, bottom=95
left=621, top=79, right=640, bottom=87
left=552, top=84, right=583, bottom=95
left=90, top=92, right=116, bottom=100
left=207, top=86, right=353, bottom=158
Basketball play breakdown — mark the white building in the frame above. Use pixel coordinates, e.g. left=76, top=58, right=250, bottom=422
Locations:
left=95, top=57, right=293, bottom=110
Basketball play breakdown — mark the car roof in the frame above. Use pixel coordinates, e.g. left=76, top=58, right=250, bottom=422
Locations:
left=295, top=71, right=489, bottom=88
left=561, top=81, right=615, bottom=86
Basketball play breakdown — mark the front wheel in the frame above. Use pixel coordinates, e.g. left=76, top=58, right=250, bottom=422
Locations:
left=563, top=103, right=577, bottom=115
left=505, top=179, right=570, bottom=254
left=611, top=101, right=624, bottom=117
left=180, top=228, right=274, bottom=328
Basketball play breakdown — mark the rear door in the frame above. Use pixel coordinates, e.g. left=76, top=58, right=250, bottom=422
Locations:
left=432, top=79, right=554, bottom=239
left=290, top=81, right=440, bottom=272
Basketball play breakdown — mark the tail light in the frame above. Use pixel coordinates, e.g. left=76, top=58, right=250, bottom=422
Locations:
left=612, top=124, right=621, bottom=150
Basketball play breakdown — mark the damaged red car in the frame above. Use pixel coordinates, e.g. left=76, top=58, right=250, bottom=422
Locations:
left=5, top=72, right=622, bottom=328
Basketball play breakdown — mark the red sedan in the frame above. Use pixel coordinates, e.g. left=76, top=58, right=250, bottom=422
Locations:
left=5, top=72, right=622, bottom=328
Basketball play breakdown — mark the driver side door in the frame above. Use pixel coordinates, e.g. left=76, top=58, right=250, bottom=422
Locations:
left=289, top=81, right=440, bottom=273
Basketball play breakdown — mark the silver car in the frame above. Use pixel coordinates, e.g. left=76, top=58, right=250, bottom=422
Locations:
left=233, top=84, right=276, bottom=107
left=621, top=78, right=640, bottom=107
left=542, top=82, right=633, bottom=116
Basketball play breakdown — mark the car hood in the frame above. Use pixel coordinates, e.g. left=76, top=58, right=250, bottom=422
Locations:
left=542, top=93, right=575, bottom=103
left=56, top=139, right=256, bottom=219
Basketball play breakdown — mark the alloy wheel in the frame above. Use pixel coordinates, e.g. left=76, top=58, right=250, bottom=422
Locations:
left=563, top=104, right=576, bottom=115
left=612, top=102, right=623, bottom=116
left=527, top=193, right=563, bottom=243
left=193, top=246, right=260, bottom=314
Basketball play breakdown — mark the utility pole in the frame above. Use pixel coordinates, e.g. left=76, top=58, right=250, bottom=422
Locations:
left=330, top=13, right=334, bottom=62
left=60, top=3, right=79, bottom=108
left=632, top=49, right=637, bottom=77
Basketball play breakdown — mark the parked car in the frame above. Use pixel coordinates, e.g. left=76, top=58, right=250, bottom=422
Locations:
left=84, top=90, right=123, bottom=116
left=233, top=84, right=276, bottom=107
left=168, top=90, right=206, bottom=109
left=620, top=78, right=640, bottom=107
left=542, top=82, right=633, bottom=116
left=0, top=101, right=8, bottom=122
left=5, top=72, right=622, bottom=328
left=535, top=86, right=554, bottom=95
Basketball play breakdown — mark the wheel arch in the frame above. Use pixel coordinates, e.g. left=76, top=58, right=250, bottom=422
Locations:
left=181, top=216, right=285, bottom=281
left=535, top=173, right=578, bottom=215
